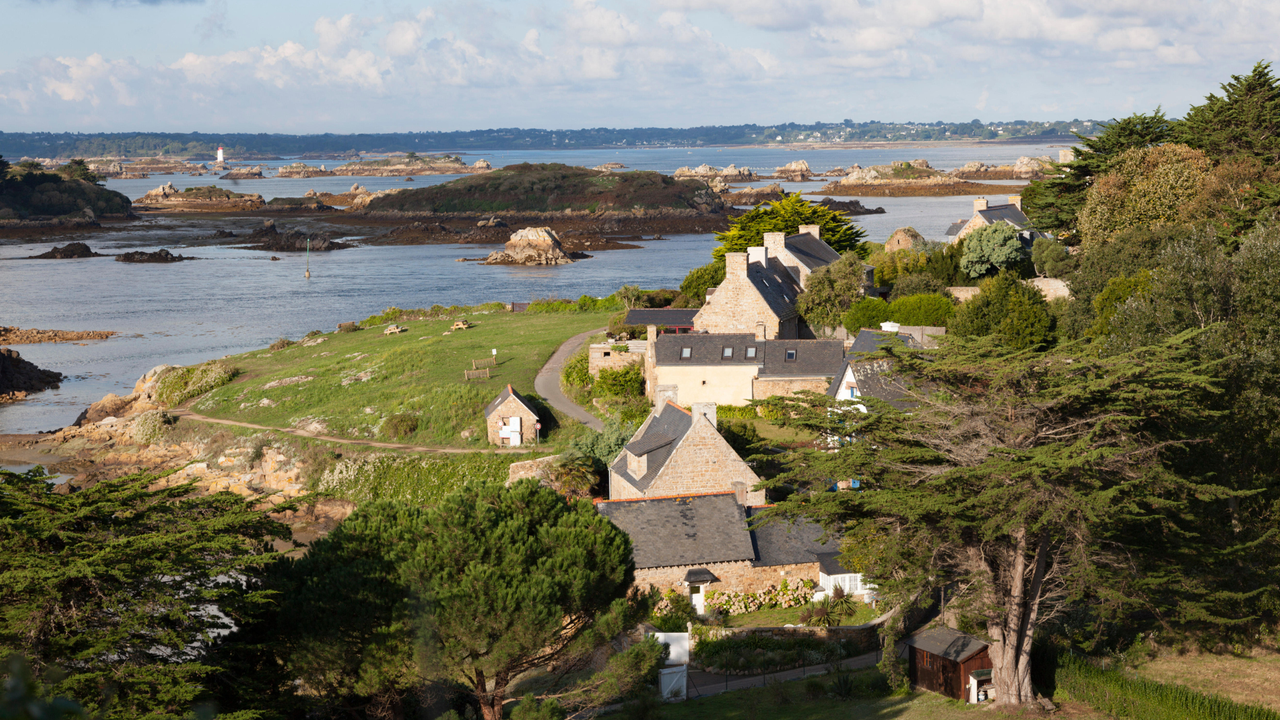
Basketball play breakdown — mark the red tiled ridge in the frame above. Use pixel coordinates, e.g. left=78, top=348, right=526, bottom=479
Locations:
left=665, top=400, right=692, bottom=415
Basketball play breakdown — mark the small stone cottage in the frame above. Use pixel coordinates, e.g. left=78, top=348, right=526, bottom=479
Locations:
left=484, top=384, right=539, bottom=447
left=609, top=401, right=765, bottom=505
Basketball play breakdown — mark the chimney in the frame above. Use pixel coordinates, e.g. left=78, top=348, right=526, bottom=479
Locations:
left=798, top=224, right=820, bottom=239
left=747, top=245, right=768, bottom=266
left=974, top=197, right=988, bottom=212
left=725, top=252, right=748, bottom=281
left=763, top=232, right=786, bottom=256
left=654, top=385, right=679, bottom=406
left=880, top=321, right=901, bottom=333
left=692, top=402, right=717, bottom=427
left=1008, top=195, right=1022, bottom=210
left=755, top=321, right=766, bottom=341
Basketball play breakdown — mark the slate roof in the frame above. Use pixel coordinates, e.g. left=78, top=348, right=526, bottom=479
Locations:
left=596, top=493, right=756, bottom=569
left=611, top=402, right=694, bottom=492
left=624, top=308, right=699, bottom=327
left=750, top=259, right=802, bottom=321
left=483, top=384, right=537, bottom=418
left=945, top=221, right=967, bottom=237
left=746, top=507, right=840, bottom=567
left=816, top=551, right=856, bottom=576
left=902, top=627, right=989, bottom=663
left=848, top=329, right=923, bottom=356
left=654, top=334, right=761, bottom=366
left=784, top=232, right=842, bottom=270
left=977, top=203, right=1032, bottom=229
left=654, top=335, right=843, bottom=379
left=758, top=339, right=845, bottom=378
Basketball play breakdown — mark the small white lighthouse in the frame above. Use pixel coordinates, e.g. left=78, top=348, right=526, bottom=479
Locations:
left=216, top=147, right=224, bottom=163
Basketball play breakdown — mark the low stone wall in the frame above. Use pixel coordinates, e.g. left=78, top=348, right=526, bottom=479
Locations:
left=689, top=624, right=882, bottom=671
left=588, top=344, right=642, bottom=377
left=636, top=559, right=819, bottom=595
left=506, top=455, right=559, bottom=485
left=752, top=376, right=830, bottom=400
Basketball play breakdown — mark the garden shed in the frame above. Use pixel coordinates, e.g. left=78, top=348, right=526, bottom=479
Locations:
left=901, top=627, right=992, bottom=702
left=483, top=384, right=538, bottom=447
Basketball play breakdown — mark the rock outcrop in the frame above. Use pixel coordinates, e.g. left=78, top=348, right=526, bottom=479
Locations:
left=243, top=220, right=351, bottom=252
left=0, top=327, right=116, bottom=344
left=219, top=165, right=266, bottom=180
left=332, top=154, right=476, bottom=177
left=722, top=183, right=787, bottom=205
left=673, top=163, right=757, bottom=182
left=472, top=159, right=493, bottom=171
left=127, top=157, right=207, bottom=175
left=115, top=248, right=193, bottom=263
left=28, top=242, right=105, bottom=259
left=133, top=183, right=266, bottom=212
left=594, top=162, right=627, bottom=171
left=951, top=156, right=1054, bottom=180
left=0, top=347, right=63, bottom=403
left=773, top=159, right=812, bottom=181
left=275, top=162, right=336, bottom=179
left=482, top=227, right=575, bottom=265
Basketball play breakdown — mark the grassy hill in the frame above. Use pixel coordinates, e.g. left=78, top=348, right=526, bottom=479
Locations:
left=364, top=162, right=721, bottom=213
left=191, top=309, right=610, bottom=448
left=0, top=163, right=131, bottom=219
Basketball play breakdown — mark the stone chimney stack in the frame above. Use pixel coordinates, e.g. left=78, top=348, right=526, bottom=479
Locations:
left=755, top=321, right=766, bottom=341
left=747, top=245, right=768, bottom=266
left=763, top=232, right=786, bottom=257
left=724, top=252, right=748, bottom=281
left=974, top=197, right=988, bottom=213
left=692, top=402, right=717, bottom=427
left=798, top=224, right=820, bottom=239
left=1008, top=195, right=1022, bottom=210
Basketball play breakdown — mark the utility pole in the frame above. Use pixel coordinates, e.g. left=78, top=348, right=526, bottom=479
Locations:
left=305, top=237, right=310, bottom=278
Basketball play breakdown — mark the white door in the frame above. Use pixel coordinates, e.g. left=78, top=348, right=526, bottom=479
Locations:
left=501, top=416, right=522, bottom=447
left=689, top=584, right=705, bottom=615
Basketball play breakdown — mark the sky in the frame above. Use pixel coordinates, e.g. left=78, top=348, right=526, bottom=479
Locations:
left=2, top=0, right=1278, bottom=134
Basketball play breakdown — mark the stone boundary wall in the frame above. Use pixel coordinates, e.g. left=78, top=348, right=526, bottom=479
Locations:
left=752, top=376, right=831, bottom=400
left=588, top=343, right=642, bottom=377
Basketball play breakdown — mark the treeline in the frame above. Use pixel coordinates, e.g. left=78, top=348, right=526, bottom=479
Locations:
left=0, top=118, right=1092, bottom=159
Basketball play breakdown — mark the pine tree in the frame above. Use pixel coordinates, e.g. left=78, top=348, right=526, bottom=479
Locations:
left=712, top=193, right=867, bottom=259
left=1177, top=61, right=1280, bottom=164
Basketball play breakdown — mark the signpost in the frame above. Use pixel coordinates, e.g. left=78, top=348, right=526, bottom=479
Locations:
left=535, top=421, right=542, bottom=445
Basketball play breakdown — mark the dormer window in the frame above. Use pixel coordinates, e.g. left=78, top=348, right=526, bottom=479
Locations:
left=785, top=349, right=797, bottom=362
left=745, top=347, right=757, bottom=359
left=722, top=347, right=733, bottom=359
left=680, top=347, right=692, bottom=360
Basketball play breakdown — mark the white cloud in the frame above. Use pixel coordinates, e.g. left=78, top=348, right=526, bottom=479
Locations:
left=314, top=14, right=366, bottom=54
left=383, top=9, right=435, bottom=57
left=975, top=88, right=989, bottom=111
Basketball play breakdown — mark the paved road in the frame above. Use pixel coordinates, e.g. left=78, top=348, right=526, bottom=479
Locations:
left=535, top=326, right=606, bottom=432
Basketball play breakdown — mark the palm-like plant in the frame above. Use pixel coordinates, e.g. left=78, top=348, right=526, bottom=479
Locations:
left=548, top=450, right=599, bottom=498
left=830, top=585, right=858, bottom=619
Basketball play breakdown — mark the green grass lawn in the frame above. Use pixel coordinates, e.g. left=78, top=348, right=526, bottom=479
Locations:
left=726, top=601, right=880, bottom=628
left=192, top=311, right=610, bottom=448
left=656, top=673, right=1108, bottom=720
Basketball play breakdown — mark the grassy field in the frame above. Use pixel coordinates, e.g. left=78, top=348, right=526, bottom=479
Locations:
left=726, top=601, right=880, bottom=628
left=1132, top=651, right=1280, bottom=712
left=192, top=311, right=610, bottom=448
left=657, top=673, right=1107, bottom=720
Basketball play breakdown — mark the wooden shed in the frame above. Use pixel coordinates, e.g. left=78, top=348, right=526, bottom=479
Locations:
left=901, top=627, right=993, bottom=702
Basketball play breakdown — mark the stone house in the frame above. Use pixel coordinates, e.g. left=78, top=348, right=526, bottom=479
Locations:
left=643, top=329, right=845, bottom=406
left=609, top=400, right=766, bottom=505
left=483, top=384, right=539, bottom=447
left=692, top=250, right=802, bottom=340
left=622, top=308, right=698, bottom=334
left=595, top=492, right=846, bottom=612
left=947, top=196, right=1048, bottom=244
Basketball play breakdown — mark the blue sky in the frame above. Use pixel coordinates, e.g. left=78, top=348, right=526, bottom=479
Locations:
left=2, top=0, right=1278, bottom=133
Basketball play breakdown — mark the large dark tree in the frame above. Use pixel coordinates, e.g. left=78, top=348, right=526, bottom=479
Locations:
left=0, top=468, right=289, bottom=719
left=712, top=193, right=867, bottom=260
left=753, top=333, right=1229, bottom=706
left=1177, top=61, right=1280, bottom=164
left=404, top=479, right=644, bottom=720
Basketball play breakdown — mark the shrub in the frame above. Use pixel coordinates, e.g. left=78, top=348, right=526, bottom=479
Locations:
left=717, top=419, right=762, bottom=459
left=841, top=297, right=891, bottom=334
left=561, top=347, right=592, bottom=390
left=510, top=696, right=566, bottom=720
left=595, top=363, right=644, bottom=397
left=608, top=310, right=648, bottom=339
left=960, top=222, right=1029, bottom=278
left=269, top=337, right=295, bottom=351
left=679, top=260, right=725, bottom=306
left=888, top=273, right=951, bottom=301
left=804, top=678, right=826, bottom=700
left=154, top=361, right=236, bottom=407
left=304, top=330, right=322, bottom=339
left=886, top=293, right=954, bottom=326
left=704, top=580, right=814, bottom=615
left=716, top=404, right=760, bottom=420
left=951, top=270, right=1055, bottom=350
left=130, top=410, right=173, bottom=444
left=650, top=590, right=698, bottom=632
left=384, top=413, right=419, bottom=440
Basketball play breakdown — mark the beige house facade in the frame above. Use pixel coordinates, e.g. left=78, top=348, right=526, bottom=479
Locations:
left=608, top=401, right=766, bottom=506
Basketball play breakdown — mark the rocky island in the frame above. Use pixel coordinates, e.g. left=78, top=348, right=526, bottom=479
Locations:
left=0, top=347, right=63, bottom=403
left=819, top=159, right=1029, bottom=197
left=133, top=183, right=266, bottom=212
left=481, top=227, right=577, bottom=265
left=332, top=154, right=492, bottom=177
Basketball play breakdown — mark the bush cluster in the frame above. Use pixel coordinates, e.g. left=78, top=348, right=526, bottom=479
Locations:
left=691, top=632, right=862, bottom=674
left=154, top=361, right=236, bottom=407
left=384, top=413, right=419, bottom=440
left=704, top=579, right=814, bottom=615
left=130, top=410, right=174, bottom=444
